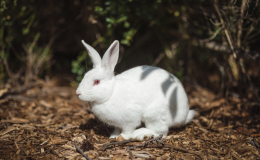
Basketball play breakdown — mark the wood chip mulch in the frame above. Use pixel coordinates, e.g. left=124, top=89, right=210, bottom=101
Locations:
left=0, top=84, right=260, bottom=159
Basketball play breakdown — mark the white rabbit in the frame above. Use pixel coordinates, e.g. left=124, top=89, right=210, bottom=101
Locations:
left=76, top=40, right=196, bottom=140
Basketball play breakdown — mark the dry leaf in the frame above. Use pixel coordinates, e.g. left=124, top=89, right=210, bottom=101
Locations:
left=236, top=127, right=251, bottom=136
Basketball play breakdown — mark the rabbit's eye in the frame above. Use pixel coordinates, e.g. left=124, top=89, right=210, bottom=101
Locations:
left=94, top=79, right=100, bottom=86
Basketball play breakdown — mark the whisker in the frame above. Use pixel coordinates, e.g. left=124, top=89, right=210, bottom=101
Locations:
left=63, top=77, right=79, bottom=87
left=76, top=63, right=85, bottom=73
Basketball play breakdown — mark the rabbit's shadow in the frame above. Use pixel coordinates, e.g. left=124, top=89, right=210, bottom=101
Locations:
left=168, top=126, right=186, bottom=135
left=79, top=118, right=114, bottom=137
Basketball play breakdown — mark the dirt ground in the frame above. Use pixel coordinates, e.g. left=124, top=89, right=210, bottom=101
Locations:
left=0, top=81, right=260, bottom=160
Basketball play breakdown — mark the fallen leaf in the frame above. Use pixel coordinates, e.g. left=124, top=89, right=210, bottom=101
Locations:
left=236, top=127, right=251, bottom=136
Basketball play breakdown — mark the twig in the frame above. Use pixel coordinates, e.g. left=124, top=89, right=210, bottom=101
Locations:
left=2, top=58, right=20, bottom=87
left=252, top=0, right=259, bottom=12
left=103, top=135, right=205, bottom=159
left=209, top=18, right=222, bottom=26
left=126, top=134, right=163, bottom=151
left=55, top=123, right=67, bottom=131
left=143, top=144, right=206, bottom=160
left=214, top=0, right=237, bottom=59
left=253, top=138, right=260, bottom=148
left=250, top=138, right=260, bottom=148
left=228, top=128, right=232, bottom=137
left=40, top=139, right=50, bottom=146
left=103, top=139, right=140, bottom=150
left=237, top=0, right=247, bottom=48
left=74, top=140, right=91, bottom=160
left=193, top=40, right=260, bottom=65
left=152, top=52, right=165, bottom=66
left=5, top=95, right=34, bottom=102
left=199, top=27, right=223, bottom=42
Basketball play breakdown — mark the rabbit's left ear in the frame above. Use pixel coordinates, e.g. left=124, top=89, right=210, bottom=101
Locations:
left=102, top=40, right=119, bottom=72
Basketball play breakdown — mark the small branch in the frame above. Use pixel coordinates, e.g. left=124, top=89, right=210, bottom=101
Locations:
left=126, top=134, right=163, bottom=151
left=209, top=18, right=222, bottom=26
left=103, top=139, right=140, bottom=150
left=237, top=0, right=247, bottom=48
left=55, top=123, right=67, bottom=131
left=193, top=40, right=260, bottom=65
left=253, top=138, right=260, bottom=148
left=143, top=144, right=206, bottom=160
left=7, top=82, right=37, bottom=94
left=5, top=95, right=34, bottom=102
left=199, top=27, right=223, bottom=42
left=214, top=0, right=237, bottom=59
left=2, top=58, right=20, bottom=87
left=152, top=52, right=165, bottom=66
left=74, top=140, right=91, bottom=160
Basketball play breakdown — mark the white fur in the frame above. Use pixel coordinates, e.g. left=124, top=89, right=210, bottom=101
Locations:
left=76, top=40, right=195, bottom=140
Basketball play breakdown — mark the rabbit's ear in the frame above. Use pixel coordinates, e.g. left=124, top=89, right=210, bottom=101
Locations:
left=81, top=40, right=101, bottom=68
left=102, top=40, right=119, bottom=72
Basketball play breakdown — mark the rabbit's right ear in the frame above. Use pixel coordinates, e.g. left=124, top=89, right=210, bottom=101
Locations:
left=102, top=40, right=119, bottom=72
left=81, top=40, right=101, bottom=68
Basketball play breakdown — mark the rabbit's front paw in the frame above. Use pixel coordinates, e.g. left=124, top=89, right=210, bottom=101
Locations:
left=130, top=128, right=158, bottom=140
left=120, top=133, right=131, bottom=140
left=109, top=135, right=118, bottom=139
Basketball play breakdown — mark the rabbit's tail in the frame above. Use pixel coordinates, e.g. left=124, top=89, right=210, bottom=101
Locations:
left=185, top=110, right=196, bottom=124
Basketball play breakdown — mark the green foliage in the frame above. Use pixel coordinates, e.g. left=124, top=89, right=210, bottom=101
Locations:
left=0, top=0, right=36, bottom=52
left=0, top=0, right=46, bottom=83
left=0, top=0, right=36, bottom=41
left=175, top=70, right=184, bottom=82
left=91, top=0, right=169, bottom=46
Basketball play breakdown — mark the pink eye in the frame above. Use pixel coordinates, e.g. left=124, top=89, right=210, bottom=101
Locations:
left=94, top=79, right=100, bottom=86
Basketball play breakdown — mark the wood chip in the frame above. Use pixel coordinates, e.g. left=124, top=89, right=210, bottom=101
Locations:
left=0, top=118, right=29, bottom=124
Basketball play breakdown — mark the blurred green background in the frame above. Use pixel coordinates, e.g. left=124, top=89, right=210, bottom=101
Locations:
left=0, top=0, right=259, bottom=101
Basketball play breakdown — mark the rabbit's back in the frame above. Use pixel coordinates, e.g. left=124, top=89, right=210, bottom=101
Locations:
left=116, top=65, right=189, bottom=108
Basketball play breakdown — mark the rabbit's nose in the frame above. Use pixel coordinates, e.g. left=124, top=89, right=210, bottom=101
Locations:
left=76, top=90, right=81, bottom=96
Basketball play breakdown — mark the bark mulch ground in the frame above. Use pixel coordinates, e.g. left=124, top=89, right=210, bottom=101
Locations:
left=0, top=83, right=260, bottom=159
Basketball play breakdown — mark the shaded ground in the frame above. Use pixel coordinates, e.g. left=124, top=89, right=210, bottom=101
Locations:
left=0, top=82, right=260, bottom=159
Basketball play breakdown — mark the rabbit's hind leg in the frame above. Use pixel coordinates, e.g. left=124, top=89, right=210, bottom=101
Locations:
left=130, top=102, right=169, bottom=140
left=120, top=125, right=136, bottom=140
